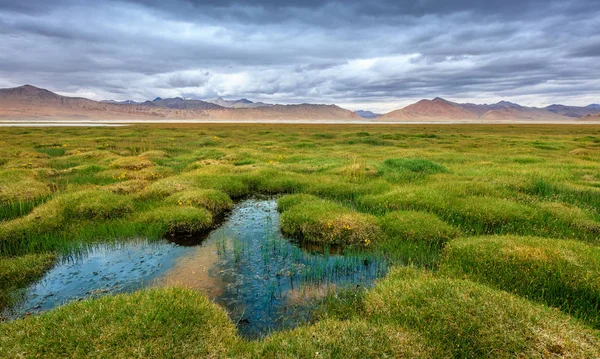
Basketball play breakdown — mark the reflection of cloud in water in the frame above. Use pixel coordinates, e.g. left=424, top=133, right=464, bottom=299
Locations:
left=155, top=242, right=224, bottom=297
left=9, top=198, right=387, bottom=338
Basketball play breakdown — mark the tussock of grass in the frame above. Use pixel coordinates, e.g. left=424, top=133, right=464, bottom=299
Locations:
left=0, top=288, right=238, bottom=358
left=138, top=150, right=169, bottom=159
left=380, top=210, right=459, bottom=245
left=109, top=156, right=154, bottom=170
left=144, top=177, right=193, bottom=198
left=167, top=189, right=233, bottom=215
left=258, top=319, right=434, bottom=358
left=0, top=253, right=56, bottom=309
left=366, top=267, right=600, bottom=358
left=0, top=169, right=51, bottom=204
left=136, top=205, right=213, bottom=235
left=525, top=177, right=600, bottom=214
left=105, top=179, right=149, bottom=194
left=279, top=195, right=381, bottom=245
left=245, top=169, right=309, bottom=194
left=382, top=158, right=448, bottom=175
left=0, top=199, right=65, bottom=254
left=359, top=185, right=595, bottom=238
left=60, top=190, right=133, bottom=220
left=277, top=193, right=319, bottom=212
left=441, top=235, right=600, bottom=328
left=379, top=158, right=448, bottom=183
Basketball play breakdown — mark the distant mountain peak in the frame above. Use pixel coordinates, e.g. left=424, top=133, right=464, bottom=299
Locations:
left=153, top=97, right=163, bottom=101
left=354, top=110, right=381, bottom=119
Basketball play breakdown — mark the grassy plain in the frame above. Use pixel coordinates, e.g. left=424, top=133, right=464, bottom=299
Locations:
left=1, top=124, right=600, bottom=357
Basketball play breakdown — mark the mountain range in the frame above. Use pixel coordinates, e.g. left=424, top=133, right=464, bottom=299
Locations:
left=0, top=85, right=360, bottom=121
left=0, top=85, right=598, bottom=122
left=378, top=97, right=599, bottom=121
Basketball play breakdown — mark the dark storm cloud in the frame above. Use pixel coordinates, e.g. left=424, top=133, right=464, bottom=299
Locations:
left=0, top=0, right=598, bottom=111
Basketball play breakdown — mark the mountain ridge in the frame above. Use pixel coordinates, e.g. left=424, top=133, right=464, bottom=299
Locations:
left=0, top=85, right=598, bottom=122
left=379, top=97, right=600, bottom=121
left=0, top=85, right=361, bottom=121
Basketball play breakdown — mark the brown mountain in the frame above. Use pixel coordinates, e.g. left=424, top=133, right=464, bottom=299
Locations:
left=379, top=98, right=578, bottom=121
left=380, top=98, right=479, bottom=120
left=582, top=113, right=600, bottom=120
left=0, top=85, right=361, bottom=121
left=544, top=104, right=600, bottom=118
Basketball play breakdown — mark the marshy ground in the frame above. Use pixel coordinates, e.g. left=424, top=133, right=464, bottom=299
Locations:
left=1, top=124, right=600, bottom=358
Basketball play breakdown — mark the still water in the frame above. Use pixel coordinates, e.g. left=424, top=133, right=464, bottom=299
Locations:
left=6, top=198, right=388, bottom=338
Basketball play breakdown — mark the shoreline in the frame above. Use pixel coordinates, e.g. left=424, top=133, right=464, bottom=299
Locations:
left=1, top=118, right=600, bottom=126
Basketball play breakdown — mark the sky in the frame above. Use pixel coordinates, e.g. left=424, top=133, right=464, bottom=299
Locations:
left=0, top=0, right=599, bottom=113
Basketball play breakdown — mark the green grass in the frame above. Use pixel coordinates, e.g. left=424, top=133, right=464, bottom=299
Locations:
left=2, top=124, right=600, bottom=357
left=136, top=205, right=213, bottom=235
left=440, top=235, right=600, bottom=328
left=166, top=189, right=233, bottom=215
left=0, top=253, right=56, bottom=309
left=279, top=195, right=381, bottom=245
left=2, top=270, right=599, bottom=358
left=379, top=210, right=460, bottom=245
left=0, top=288, right=239, bottom=358
left=366, top=267, right=600, bottom=358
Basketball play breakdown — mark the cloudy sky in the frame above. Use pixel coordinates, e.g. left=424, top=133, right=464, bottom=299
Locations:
left=0, top=0, right=599, bottom=112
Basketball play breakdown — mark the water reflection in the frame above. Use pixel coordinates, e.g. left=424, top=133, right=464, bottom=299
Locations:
left=6, top=198, right=388, bottom=338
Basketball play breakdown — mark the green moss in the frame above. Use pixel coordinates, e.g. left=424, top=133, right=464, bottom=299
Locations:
left=366, top=267, right=600, bottom=358
left=441, top=235, right=600, bottom=328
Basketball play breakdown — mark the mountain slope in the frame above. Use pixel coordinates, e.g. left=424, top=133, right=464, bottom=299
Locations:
left=379, top=98, right=575, bottom=121
left=380, top=98, right=479, bottom=120
left=0, top=85, right=361, bottom=121
left=545, top=104, right=600, bottom=118
left=208, top=98, right=272, bottom=109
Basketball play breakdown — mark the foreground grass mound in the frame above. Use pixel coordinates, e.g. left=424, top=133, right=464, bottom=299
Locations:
left=441, top=235, right=600, bottom=328
left=0, top=253, right=56, bottom=309
left=136, top=206, right=213, bottom=235
left=278, top=194, right=381, bottom=245
left=366, top=267, right=600, bottom=358
left=257, top=319, right=435, bottom=358
left=0, top=288, right=238, bottom=358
